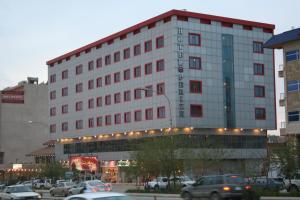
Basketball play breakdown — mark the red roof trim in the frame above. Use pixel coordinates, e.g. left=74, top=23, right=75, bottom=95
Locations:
left=46, top=9, right=275, bottom=65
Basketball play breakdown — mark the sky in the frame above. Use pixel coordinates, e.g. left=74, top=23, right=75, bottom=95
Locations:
left=1, top=0, right=299, bottom=134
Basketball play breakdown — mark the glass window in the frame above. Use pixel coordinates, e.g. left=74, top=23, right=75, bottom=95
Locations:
left=157, top=83, right=165, bottom=95
left=62, top=122, right=68, bottom=132
left=287, top=80, right=300, bottom=92
left=76, top=120, right=83, bottom=129
left=134, top=110, right=142, bottom=121
left=96, top=58, right=102, bottom=68
left=254, top=85, right=265, bottom=97
left=105, top=95, right=111, bottom=105
left=105, top=115, right=111, bottom=126
left=114, top=51, right=120, bottom=62
left=114, top=114, right=121, bottom=124
left=145, top=108, right=153, bottom=120
left=96, top=77, right=102, bottom=88
left=255, top=108, right=266, bottom=120
left=96, top=97, right=102, bottom=107
left=189, top=57, right=201, bottom=70
left=145, top=85, right=153, bottom=97
left=76, top=83, right=83, bottom=93
left=76, top=65, right=83, bottom=75
left=88, top=98, right=94, bottom=109
left=157, top=106, right=165, bottom=118
left=124, top=91, right=131, bottom=102
left=134, top=44, right=141, bottom=56
left=134, top=89, right=141, bottom=99
left=123, top=48, right=130, bottom=59
left=145, top=63, right=152, bottom=75
left=114, top=93, right=121, bottom=104
left=124, top=69, right=130, bottom=80
left=88, top=61, right=94, bottom=71
left=156, top=59, right=164, bottom=72
left=88, top=79, right=94, bottom=90
left=97, top=116, right=102, bottom=127
left=190, top=104, right=203, bottom=117
left=105, top=75, right=111, bottom=85
left=189, top=33, right=201, bottom=46
left=144, top=40, right=152, bottom=52
left=190, top=80, right=202, bottom=93
left=62, top=87, right=68, bottom=96
left=288, top=111, right=300, bottom=122
left=114, top=72, right=121, bottom=83
left=253, top=41, right=264, bottom=53
left=105, top=55, right=111, bottom=65
left=134, top=66, right=141, bottom=78
left=286, top=50, right=299, bottom=62
left=254, top=63, right=264, bottom=75
left=124, top=112, right=131, bottom=123
left=62, top=70, right=68, bottom=79
left=156, top=36, right=164, bottom=49
left=62, top=104, right=68, bottom=114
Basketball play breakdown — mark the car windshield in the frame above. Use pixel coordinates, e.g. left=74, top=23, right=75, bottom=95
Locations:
left=225, top=175, right=244, bottom=184
left=65, top=182, right=74, bottom=186
left=88, top=180, right=104, bottom=187
left=181, top=176, right=192, bottom=181
left=93, top=196, right=133, bottom=200
left=6, top=186, right=33, bottom=193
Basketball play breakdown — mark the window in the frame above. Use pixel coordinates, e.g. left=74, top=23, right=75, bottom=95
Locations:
left=144, top=40, right=152, bottom=52
left=115, top=113, right=121, bottom=124
left=123, top=48, right=130, bottom=59
left=62, top=70, right=68, bottom=79
left=96, top=97, right=102, bottom=107
left=124, top=112, right=131, bottom=123
left=157, top=106, right=166, bottom=118
left=105, top=95, right=111, bottom=105
left=124, top=69, right=130, bottom=80
left=134, top=88, right=141, bottom=99
left=288, top=111, right=300, bottom=122
left=114, top=72, right=120, bottom=83
left=96, top=77, right=102, bottom=88
left=50, top=74, right=56, bottom=83
left=190, top=80, right=202, bottom=94
left=145, top=85, right=153, bottom=97
left=124, top=90, right=131, bottom=102
left=134, top=66, right=141, bottom=78
left=134, top=110, right=142, bottom=121
left=255, top=108, right=266, bottom=120
left=254, top=85, right=265, bottom=97
left=253, top=41, right=264, bottom=53
left=62, top=104, right=68, bottom=114
left=286, top=50, right=299, bottom=62
left=105, top=75, right=111, bottom=85
left=189, top=33, right=201, bottom=46
left=156, top=59, right=164, bottom=72
left=50, top=124, right=56, bottom=133
left=96, top=58, right=102, bottom=68
left=88, top=61, right=94, bottom=71
left=288, top=80, right=300, bottom=92
left=105, top=115, right=111, bottom=126
left=105, top=55, right=111, bottom=65
left=76, top=101, right=83, bottom=111
left=254, top=63, right=264, bottom=75
left=189, top=56, right=201, bottom=69
left=76, top=65, right=83, bottom=75
left=145, top=108, right=153, bottom=120
left=114, top=51, right=120, bottom=62
left=88, top=118, right=94, bottom=128
left=62, top=87, right=68, bottom=96
left=157, top=83, right=165, bottom=95
left=62, top=122, right=68, bottom=132
left=134, top=44, right=141, bottom=56
left=88, top=79, right=94, bottom=90
left=50, top=107, right=56, bottom=116
left=50, top=90, right=56, bottom=100
left=190, top=104, right=203, bottom=117
left=145, top=63, right=152, bottom=75
left=88, top=98, right=94, bottom=109
left=76, top=120, right=83, bottom=129
left=114, top=93, right=121, bottom=104
left=76, top=83, right=83, bottom=93
left=156, top=36, right=164, bottom=49
left=96, top=116, right=102, bottom=127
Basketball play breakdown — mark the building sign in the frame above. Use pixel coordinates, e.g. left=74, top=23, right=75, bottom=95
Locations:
left=177, top=27, right=185, bottom=118
left=69, top=156, right=98, bottom=172
left=117, top=160, right=130, bottom=167
left=12, top=164, right=23, bottom=169
left=1, top=90, right=24, bottom=104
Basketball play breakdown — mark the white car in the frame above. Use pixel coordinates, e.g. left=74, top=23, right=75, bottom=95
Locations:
left=144, top=177, right=168, bottom=190
left=0, top=185, right=41, bottom=200
left=65, top=192, right=133, bottom=200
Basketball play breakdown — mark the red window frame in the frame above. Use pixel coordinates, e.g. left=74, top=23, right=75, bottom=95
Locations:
left=114, top=72, right=121, bottom=83
left=188, top=33, right=201, bottom=46
left=134, top=44, right=141, bottom=56
left=124, top=69, right=130, bottom=80
left=114, top=113, right=121, bottom=124
left=114, top=92, right=121, bottom=104
left=145, top=108, right=153, bottom=120
left=88, top=79, right=94, bottom=90
left=114, top=51, right=120, bottom=63
left=61, top=104, right=68, bottom=114
left=105, top=55, right=111, bottom=65
left=61, top=122, right=68, bottom=132
left=88, top=61, right=94, bottom=71
left=96, top=116, right=102, bottom=127
left=134, top=110, right=142, bottom=122
left=253, top=41, right=264, bottom=54
left=88, top=98, right=94, bottom=109
left=62, top=70, right=68, bottom=80
left=50, top=74, right=56, bottom=83
left=50, top=90, right=56, bottom=100
left=134, top=88, right=142, bottom=100
left=76, top=120, right=83, bottom=129
left=144, top=40, right=152, bottom=52
left=76, top=101, right=83, bottom=111
left=61, top=87, right=68, bottom=97
left=96, top=57, right=102, bottom=68
left=254, top=85, right=265, bottom=98
left=255, top=107, right=266, bottom=120
left=50, top=124, right=56, bottom=133
left=50, top=107, right=56, bottom=116
left=76, top=65, right=83, bottom=75
left=145, top=85, right=153, bottom=98
left=254, top=63, right=265, bottom=76
left=105, top=115, right=111, bottom=126
left=124, top=90, right=131, bottom=102
left=96, top=77, right=102, bottom=88
left=105, top=95, right=111, bottom=105
left=157, top=106, right=166, bottom=119
left=145, top=63, right=152, bottom=75
left=190, top=80, right=202, bottom=94
left=124, top=112, right=131, bottom=123
left=88, top=118, right=94, bottom=128
left=156, top=36, right=164, bottom=49
left=76, top=83, right=83, bottom=93
left=96, top=97, right=102, bottom=107
left=105, top=75, right=111, bottom=85
left=156, top=59, right=165, bottom=72
left=157, top=83, right=165, bottom=95
left=134, top=66, right=141, bottom=78
left=123, top=48, right=130, bottom=60
left=190, top=104, right=203, bottom=118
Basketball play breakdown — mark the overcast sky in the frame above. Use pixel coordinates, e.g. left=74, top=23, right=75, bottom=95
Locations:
left=1, top=0, right=299, bottom=134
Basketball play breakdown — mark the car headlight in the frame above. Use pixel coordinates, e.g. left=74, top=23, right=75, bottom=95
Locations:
left=37, top=194, right=42, bottom=199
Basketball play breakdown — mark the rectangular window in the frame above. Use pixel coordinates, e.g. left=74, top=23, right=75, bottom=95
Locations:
left=190, top=104, right=203, bottom=117
left=96, top=77, right=102, bottom=88
left=96, top=116, right=102, bottom=127
left=50, top=124, right=56, bottom=133
left=105, top=115, right=111, bottom=126
left=96, top=57, right=102, bottom=68
left=288, top=111, right=300, bottom=122
left=105, top=75, right=111, bottom=85
left=124, top=112, right=131, bottom=123
left=114, top=93, right=121, bottom=104
left=124, top=69, right=130, bottom=80
left=134, top=110, right=142, bottom=121
left=145, top=108, right=153, bottom=120
left=134, top=88, right=141, bottom=99
left=105, top=55, right=111, bottom=65
left=114, top=51, right=120, bottom=62
left=96, top=97, right=102, bottom=107
left=88, top=61, right=94, bottom=71
left=114, top=113, right=121, bottom=124
left=62, top=70, right=68, bottom=80
left=255, top=108, right=266, bottom=120
left=114, top=72, right=120, bottom=83
left=76, top=83, right=83, bottom=93
left=200, top=19, right=211, bottom=24
left=189, top=56, right=201, bottom=70
left=145, top=63, right=152, bottom=75
left=88, top=118, right=94, bottom=128
left=50, top=74, right=56, bottom=83
left=286, top=50, right=299, bottom=62
left=76, top=120, right=83, bottom=129
left=105, top=95, right=111, bottom=105
left=62, top=87, right=68, bottom=96
left=254, top=63, right=264, bottom=75
left=157, top=106, right=166, bottom=118
left=76, top=65, right=83, bottom=75
left=134, top=66, right=141, bottom=78
left=123, top=48, right=130, bottom=59
left=156, top=36, right=164, bottom=49
left=124, top=90, right=131, bottom=102
left=189, top=33, right=201, bottom=46
left=190, top=80, right=202, bottom=94
left=144, top=40, right=152, bottom=52
left=254, top=85, right=265, bottom=97
left=88, top=98, right=94, bottom=109
left=156, top=59, right=165, bottom=72
left=157, top=83, right=165, bottom=95
left=62, top=122, right=68, bottom=132
left=288, top=80, right=300, bottom=92
left=62, top=104, right=68, bottom=114
left=253, top=41, right=264, bottom=53
left=50, top=90, right=56, bottom=100
left=76, top=101, right=83, bottom=111
left=88, top=79, right=94, bottom=90
left=145, top=85, right=153, bottom=97
left=134, top=44, right=141, bottom=56
left=50, top=107, right=56, bottom=116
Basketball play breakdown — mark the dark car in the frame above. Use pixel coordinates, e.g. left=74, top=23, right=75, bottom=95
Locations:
left=181, top=174, right=250, bottom=200
left=251, top=177, right=284, bottom=191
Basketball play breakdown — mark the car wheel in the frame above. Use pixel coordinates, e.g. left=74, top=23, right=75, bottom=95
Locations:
left=210, top=192, right=221, bottom=200
left=154, top=185, right=159, bottom=191
left=290, top=185, right=298, bottom=192
left=182, top=192, right=192, bottom=200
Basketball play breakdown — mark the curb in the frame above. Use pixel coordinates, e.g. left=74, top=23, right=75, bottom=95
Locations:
left=127, top=193, right=180, bottom=198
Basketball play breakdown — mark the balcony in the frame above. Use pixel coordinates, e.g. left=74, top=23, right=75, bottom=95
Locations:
left=279, top=93, right=286, bottom=107
left=278, top=64, right=284, bottom=78
left=280, top=122, right=286, bottom=136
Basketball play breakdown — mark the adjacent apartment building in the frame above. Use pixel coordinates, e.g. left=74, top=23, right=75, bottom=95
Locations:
left=47, top=9, right=276, bottom=181
left=265, top=28, right=300, bottom=137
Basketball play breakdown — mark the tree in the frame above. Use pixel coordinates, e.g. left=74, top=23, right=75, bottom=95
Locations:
left=40, top=162, right=68, bottom=179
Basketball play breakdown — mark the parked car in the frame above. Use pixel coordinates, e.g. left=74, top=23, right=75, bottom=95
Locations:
left=0, top=185, right=41, bottom=200
left=181, top=174, right=250, bottom=200
left=170, top=176, right=195, bottom=187
left=33, top=179, right=53, bottom=189
left=144, top=177, right=168, bottom=191
left=49, top=182, right=75, bottom=197
left=284, top=174, right=300, bottom=192
left=251, top=177, right=284, bottom=191
left=65, top=192, right=133, bottom=200
left=68, top=180, right=112, bottom=195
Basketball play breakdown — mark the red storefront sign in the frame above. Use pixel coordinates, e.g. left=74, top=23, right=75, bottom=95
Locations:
left=69, top=156, right=99, bottom=172
left=1, top=91, right=24, bottom=104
